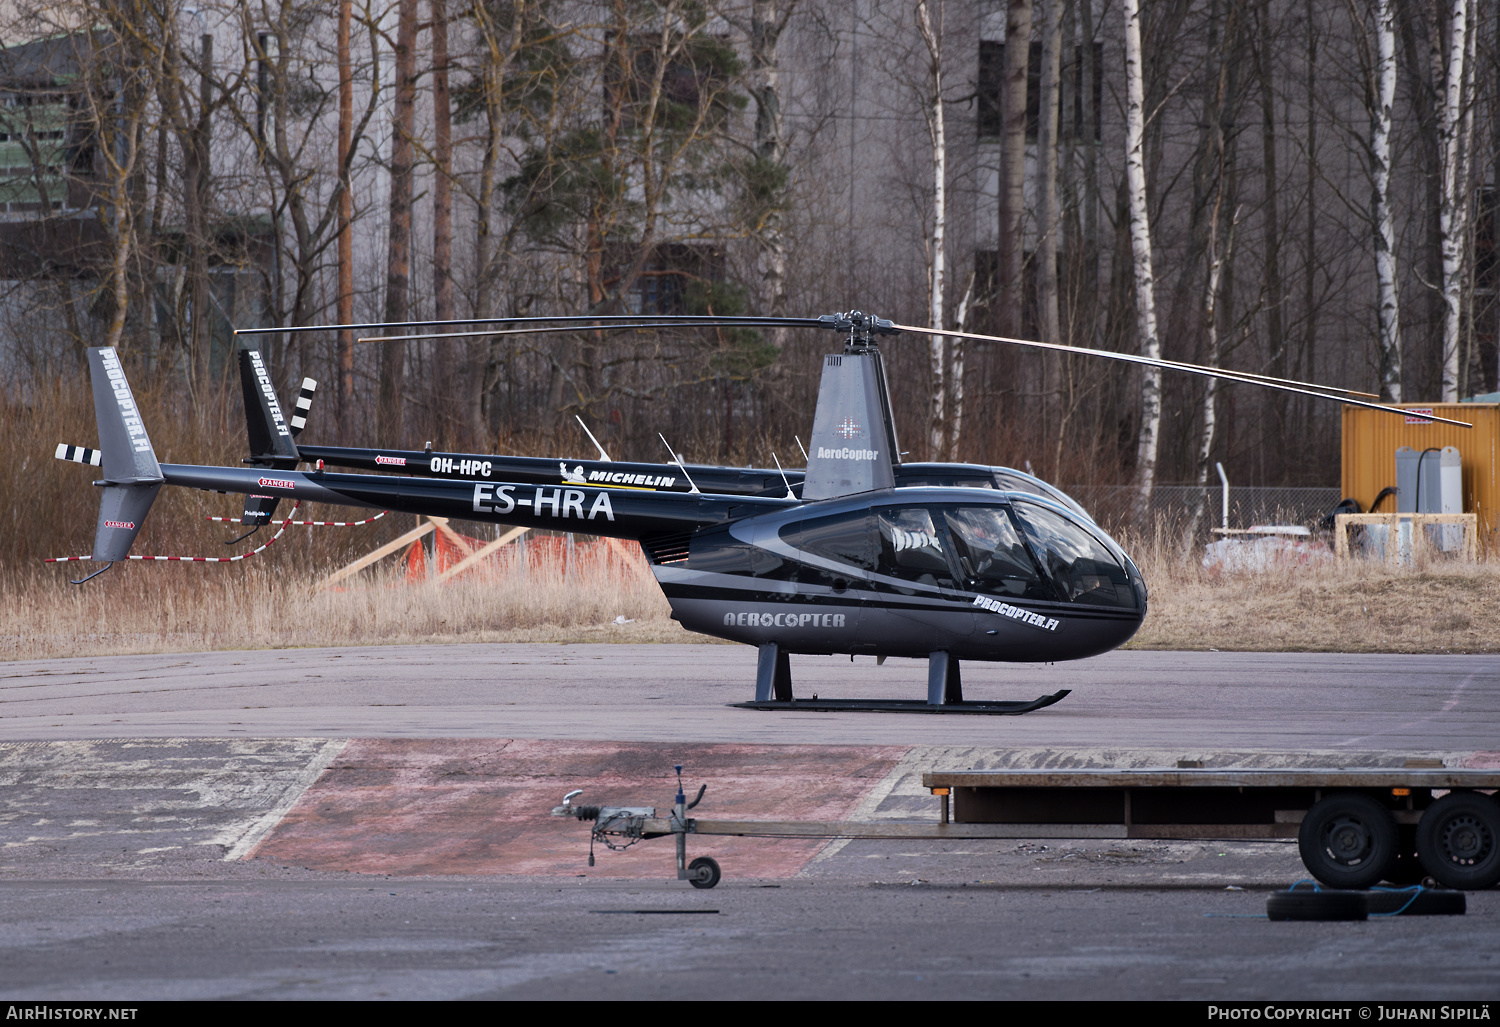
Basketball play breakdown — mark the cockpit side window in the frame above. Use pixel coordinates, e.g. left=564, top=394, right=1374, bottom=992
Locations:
left=778, top=512, right=875, bottom=571
left=875, top=507, right=957, bottom=589
left=941, top=506, right=1053, bottom=600
left=1010, top=500, right=1136, bottom=608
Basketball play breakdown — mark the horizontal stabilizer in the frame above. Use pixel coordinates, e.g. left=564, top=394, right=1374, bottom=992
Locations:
left=55, top=443, right=102, bottom=467
left=241, top=494, right=281, bottom=526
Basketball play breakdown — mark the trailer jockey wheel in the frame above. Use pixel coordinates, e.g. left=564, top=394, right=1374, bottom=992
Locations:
left=688, top=856, right=721, bottom=890
left=1417, top=792, right=1500, bottom=891
left=1298, top=793, right=1399, bottom=889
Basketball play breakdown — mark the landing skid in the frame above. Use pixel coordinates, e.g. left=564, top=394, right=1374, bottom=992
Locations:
left=731, top=689, right=1071, bottom=715
left=741, top=643, right=1070, bottom=715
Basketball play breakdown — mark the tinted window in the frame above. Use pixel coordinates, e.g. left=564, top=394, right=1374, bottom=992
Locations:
left=779, top=512, right=875, bottom=570
left=942, top=505, right=1052, bottom=600
left=1011, top=501, right=1135, bottom=608
left=875, top=507, right=957, bottom=589
left=686, top=528, right=784, bottom=577
left=897, top=474, right=994, bottom=488
left=993, top=470, right=1092, bottom=521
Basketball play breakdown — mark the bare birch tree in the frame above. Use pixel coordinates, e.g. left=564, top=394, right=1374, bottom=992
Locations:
left=1356, top=0, right=1403, bottom=401
left=1438, top=0, right=1471, bottom=400
left=1124, top=0, right=1161, bottom=520
left=915, top=0, right=946, bottom=459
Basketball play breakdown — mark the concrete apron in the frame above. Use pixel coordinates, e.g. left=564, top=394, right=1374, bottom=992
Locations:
left=2, top=739, right=1496, bottom=879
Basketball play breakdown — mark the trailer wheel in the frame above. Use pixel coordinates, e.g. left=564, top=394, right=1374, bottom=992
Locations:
left=1416, top=792, right=1500, bottom=891
left=688, top=856, right=721, bottom=890
left=1298, top=793, right=1398, bottom=889
left=1266, top=889, right=1367, bottom=921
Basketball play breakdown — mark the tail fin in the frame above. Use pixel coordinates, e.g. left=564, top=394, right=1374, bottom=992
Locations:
left=238, top=347, right=314, bottom=527
left=238, top=344, right=300, bottom=466
left=86, top=347, right=164, bottom=565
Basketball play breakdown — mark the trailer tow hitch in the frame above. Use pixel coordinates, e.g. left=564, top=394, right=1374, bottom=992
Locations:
left=551, top=764, right=719, bottom=888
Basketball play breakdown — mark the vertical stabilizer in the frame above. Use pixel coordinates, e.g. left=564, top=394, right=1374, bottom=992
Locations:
left=238, top=346, right=306, bottom=526
left=802, top=348, right=897, bottom=500
left=239, top=345, right=300, bottom=463
left=86, top=348, right=164, bottom=562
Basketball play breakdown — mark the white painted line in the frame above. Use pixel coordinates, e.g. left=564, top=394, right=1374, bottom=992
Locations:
left=801, top=747, right=914, bottom=869
left=217, top=738, right=348, bottom=861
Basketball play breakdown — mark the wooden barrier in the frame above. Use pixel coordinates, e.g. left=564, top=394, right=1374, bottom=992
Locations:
left=318, top=517, right=530, bottom=589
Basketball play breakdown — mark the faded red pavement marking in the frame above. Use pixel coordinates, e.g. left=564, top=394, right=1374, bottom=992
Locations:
left=250, top=739, right=909, bottom=878
left=1462, top=751, right=1500, bottom=769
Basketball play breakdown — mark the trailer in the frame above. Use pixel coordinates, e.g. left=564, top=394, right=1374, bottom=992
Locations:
left=551, top=765, right=1500, bottom=891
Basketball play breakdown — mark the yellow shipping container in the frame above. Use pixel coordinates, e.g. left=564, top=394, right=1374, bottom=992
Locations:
left=1341, top=403, right=1500, bottom=548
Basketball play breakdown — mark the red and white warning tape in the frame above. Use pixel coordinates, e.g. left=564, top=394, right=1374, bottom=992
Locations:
left=206, top=510, right=387, bottom=527
left=46, top=502, right=303, bottom=564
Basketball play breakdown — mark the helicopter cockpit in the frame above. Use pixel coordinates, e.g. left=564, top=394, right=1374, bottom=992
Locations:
left=689, top=490, right=1141, bottom=614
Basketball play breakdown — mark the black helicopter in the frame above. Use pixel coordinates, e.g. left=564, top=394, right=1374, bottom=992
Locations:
left=60, top=311, right=1467, bottom=713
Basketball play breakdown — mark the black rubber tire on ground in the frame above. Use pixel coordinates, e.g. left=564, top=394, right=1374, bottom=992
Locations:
left=1266, top=890, right=1368, bottom=921
left=1364, top=888, right=1466, bottom=916
left=1416, top=791, right=1500, bottom=891
left=1298, top=793, right=1400, bottom=889
left=688, top=856, right=721, bottom=890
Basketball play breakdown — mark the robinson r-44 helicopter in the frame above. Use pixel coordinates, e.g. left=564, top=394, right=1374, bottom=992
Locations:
left=58, top=311, right=1466, bottom=713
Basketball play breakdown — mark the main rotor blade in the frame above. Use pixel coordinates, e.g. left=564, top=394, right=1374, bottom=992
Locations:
left=358, top=320, right=812, bottom=344
left=237, top=313, right=829, bottom=336
left=895, top=323, right=1470, bottom=428
left=897, top=323, right=1377, bottom=400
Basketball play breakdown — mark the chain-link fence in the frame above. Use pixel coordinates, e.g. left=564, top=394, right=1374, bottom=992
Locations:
left=1065, top=484, right=1345, bottom=540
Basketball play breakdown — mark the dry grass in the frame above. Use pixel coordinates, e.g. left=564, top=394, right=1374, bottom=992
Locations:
left=0, top=542, right=688, bottom=662
left=1124, top=532, right=1500, bottom=655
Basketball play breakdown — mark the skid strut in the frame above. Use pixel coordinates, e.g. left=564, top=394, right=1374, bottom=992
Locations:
left=736, top=645, right=1069, bottom=714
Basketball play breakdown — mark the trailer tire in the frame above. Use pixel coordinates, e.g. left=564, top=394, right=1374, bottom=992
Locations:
left=1416, top=792, right=1500, bottom=891
left=1365, top=887, right=1466, bottom=916
left=1266, top=889, right=1367, bottom=921
left=1298, top=793, right=1399, bottom=889
left=688, top=856, right=721, bottom=889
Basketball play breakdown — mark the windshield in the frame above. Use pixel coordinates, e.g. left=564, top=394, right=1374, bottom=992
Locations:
left=1010, top=500, right=1136, bottom=608
left=940, top=506, right=1052, bottom=600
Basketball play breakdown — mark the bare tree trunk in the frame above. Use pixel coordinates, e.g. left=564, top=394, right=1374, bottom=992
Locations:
left=997, top=0, right=1032, bottom=338
left=916, top=0, right=946, bottom=459
left=379, top=0, right=417, bottom=442
left=949, top=271, right=974, bottom=459
left=1439, top=0, right=1472, bottom=400
left=1080, top=0, right=1098, bottom=316
left=432, top=0, right=456, bottom=440
left=1124, top=0, right=1161, bottom=522
left=1036, top=0, right=1062, bottom=431
left=338, top=0, right=355, bottom=422
left=746, top=0, right=796, bottom=347
left=1255, top=0, right=1286, bottom=454
left=467, top=0, right=522, bottom=443
left=1370, top=0, right=1403, bottom=401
